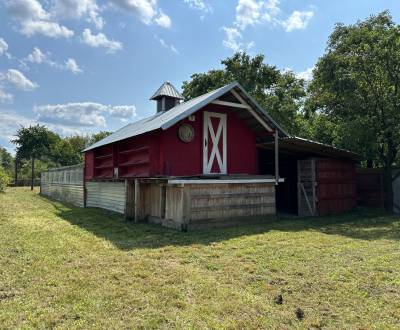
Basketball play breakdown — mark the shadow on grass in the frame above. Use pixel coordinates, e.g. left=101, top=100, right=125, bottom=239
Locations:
left=38, top=195, right=400, bottom=250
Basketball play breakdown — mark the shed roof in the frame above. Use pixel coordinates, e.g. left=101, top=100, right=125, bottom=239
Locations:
left=150, top=81, right=183, bottom=100
left=83, top=81, right=288, bottom=152
left=260, top=136, right=360, bottom=160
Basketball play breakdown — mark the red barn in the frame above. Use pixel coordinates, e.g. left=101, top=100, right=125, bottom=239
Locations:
left=82, top=81, right=358, bottom=230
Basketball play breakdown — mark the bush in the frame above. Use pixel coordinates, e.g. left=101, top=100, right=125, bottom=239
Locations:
left=0, top=167, right=10, bottom=192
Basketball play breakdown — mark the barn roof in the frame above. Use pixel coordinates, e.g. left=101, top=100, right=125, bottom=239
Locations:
left=150, top=81, right=183, bottom=100
left=83, top=81, right=288, bottom=152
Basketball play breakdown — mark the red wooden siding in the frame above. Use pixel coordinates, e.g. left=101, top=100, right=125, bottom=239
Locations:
left=84, top=150, right=94, bottom=180
left=118, top=134, right=152, bottom=178
left=83, top=103, right=260, bottom=180
left=160, top=104, right=258, bottom=176
left=93, top=144, right=114, bottom=179
left=316, top=159, right=357, bottom=215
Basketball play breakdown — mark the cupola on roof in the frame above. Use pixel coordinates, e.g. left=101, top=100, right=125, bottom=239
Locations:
left=150, top=81, right=183, bottom=100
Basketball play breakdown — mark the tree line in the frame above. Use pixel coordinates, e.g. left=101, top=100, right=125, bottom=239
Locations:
left=0, top=130, right=111, bottom=191
left=1, top=11, right=398, bottom=212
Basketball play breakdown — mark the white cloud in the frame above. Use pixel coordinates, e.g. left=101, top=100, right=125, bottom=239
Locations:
left=21, top=47, right=84, bottom=74
left=0, top=89, right=14, bottom=103
left=20, top=20, right=74, bottom=38
left=235, top=0, right=262, bottom=30
left=183, top=0, right=213, bottom=14
left=0, top=111, right=36, bottom=143
left=233, top=0, right=313, bottom=31
left=3, top=69, right=38, bottom=91
left=50, top=0, right=104, bottom=30
left=222, top=27, right=242, bottom=52
left=154, top=35, right=179, bottom=54
left=297, top=67, right=314, bottom=81
left=234, top=0, right=280, bottom=30
left=0, top=38, right=9, bottom=56
left=154, top=11, right=171, bottom=28
left=111, top=0, right=171, bottom=28
left=82, top=28, right=123, bottom=53
left=282, top=10, right=314, bottom=32
left=65, top=58, right=83, bottom=74
left=221, top=26, right=254, bottom=52
left=6, top=0, right=74, bottom=38
left=25, top=47, right=47, bottom=63
left=6, top=0, right=49, bottom=21
left=34, top=102, right=136, bottom=128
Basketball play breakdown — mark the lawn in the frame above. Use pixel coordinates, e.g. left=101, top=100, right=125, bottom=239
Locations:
left=0, top=188, right=399, bottom=329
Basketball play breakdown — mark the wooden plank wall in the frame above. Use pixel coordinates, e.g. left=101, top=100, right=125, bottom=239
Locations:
left=86, top=181, right=126, bottom=214
left=188, top=183, right=275, bottom=220
left=316, top=159, right=356, bottom=215
left=40, top=165, right=84, bottom=207
left=356, top=168, right=384, bottom=207
left=139, top=181, right=276, bottom=229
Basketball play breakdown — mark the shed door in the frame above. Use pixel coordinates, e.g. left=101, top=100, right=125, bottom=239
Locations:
left=203, top=111, right=227, bottom=175
left=297, top=159, right=317, bottom=216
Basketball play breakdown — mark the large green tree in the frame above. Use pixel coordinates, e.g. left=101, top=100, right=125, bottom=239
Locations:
left=182, top=52, right=307, bottom=135
left=0, top=147, right=14, bottom=177
left=307, top=11, right=400, bottom=212
left=12, top=125, right=60, bottom=190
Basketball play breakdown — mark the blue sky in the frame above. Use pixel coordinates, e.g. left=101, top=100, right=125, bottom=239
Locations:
left=0, top=0, right=399, bottom=153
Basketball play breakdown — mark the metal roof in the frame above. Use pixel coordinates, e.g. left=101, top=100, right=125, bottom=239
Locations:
left=260, top=136, right=360, bottom=160
left=150, top=81, right=183, bottom=100
left=83, top=82, right=288, bottom=152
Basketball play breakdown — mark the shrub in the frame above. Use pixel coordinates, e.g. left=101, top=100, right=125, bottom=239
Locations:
left=0, top=167, right=10, bottom=192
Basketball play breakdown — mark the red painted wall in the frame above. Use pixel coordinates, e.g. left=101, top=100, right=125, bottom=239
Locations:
left=85, top=103, right=259, bottom=179
left=85, top=150, right=94, bottom=179
left=316, top=159, right=357, bottom=215
left=160, top=104, right=258, bottom=176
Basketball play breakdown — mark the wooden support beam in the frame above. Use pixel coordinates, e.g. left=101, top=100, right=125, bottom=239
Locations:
left=124, top=179, right=134, bottom=221
left=134, top=179, right=140, bottom=222
left=230, top=89, right=273, bottom=132
left=211, top=100, right=250, bottom=109
left=275, top=130, right=279, bottom=185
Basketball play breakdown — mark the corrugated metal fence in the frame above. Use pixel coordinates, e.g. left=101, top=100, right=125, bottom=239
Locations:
left=41, top=164, right=84, bottom=207
left=41, top=165, right=126, bottom=213
left=86, top=181, right=125, bottom=213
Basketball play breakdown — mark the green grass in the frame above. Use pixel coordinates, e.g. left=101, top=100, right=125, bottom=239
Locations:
left=1, top=188, right=400, bottom=329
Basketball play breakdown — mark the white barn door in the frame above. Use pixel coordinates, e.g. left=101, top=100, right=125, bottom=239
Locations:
left=203, top=111, right=227, bottom=175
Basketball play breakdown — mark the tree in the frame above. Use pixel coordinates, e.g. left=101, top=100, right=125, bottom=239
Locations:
left=51, top=139, right=82, bottom=166
left=12, top=125, right=60, bottom=190
left=0, top=147, right=14, bottom=178
left=87, top=131, right=112, bottom=146
left=182, top=52, right=307, bottom=135
left=307, top=11, right=400, bottom=212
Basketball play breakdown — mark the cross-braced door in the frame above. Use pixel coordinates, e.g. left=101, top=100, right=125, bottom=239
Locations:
left=203, top=111, right=227, bottom=175
left=297, top=159, right=317, bottom=216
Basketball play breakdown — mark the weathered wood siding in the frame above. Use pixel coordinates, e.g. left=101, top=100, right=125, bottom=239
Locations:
left=188, top=183, right=275, bottom=220
left=297, top=159, right=316, bottom=216
left=40, top=165, right=84, bottom=207
left=139, top=180, right=276, bottom=229
left=86, top=181, right=126, bottom=214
